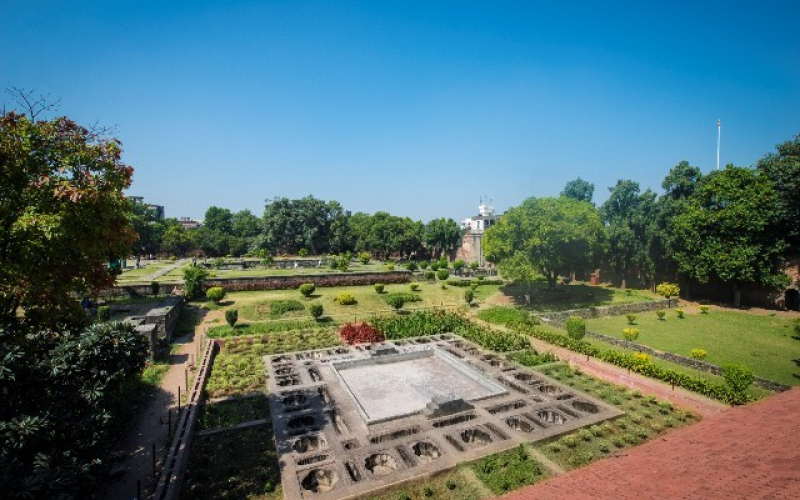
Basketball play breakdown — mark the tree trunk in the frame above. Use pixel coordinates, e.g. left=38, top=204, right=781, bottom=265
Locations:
left=732, top=281, right=741, bottom=308
left=548, top=272, right=557, bottom=290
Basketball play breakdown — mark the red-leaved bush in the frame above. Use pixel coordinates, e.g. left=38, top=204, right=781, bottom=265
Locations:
left=339, top=322, right=385, bottom=345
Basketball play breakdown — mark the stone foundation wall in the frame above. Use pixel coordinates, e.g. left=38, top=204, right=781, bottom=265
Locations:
left=202, top=270, right=411, bottom=292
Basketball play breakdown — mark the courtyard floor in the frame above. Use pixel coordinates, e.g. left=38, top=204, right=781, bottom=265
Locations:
left=503, top=387, right=800, bottom=500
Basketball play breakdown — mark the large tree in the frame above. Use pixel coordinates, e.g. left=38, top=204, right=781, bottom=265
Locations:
left=0, top=112, right=136, bottom=331
left=670, top=166, right=789, bottom=307
left=561, top=177, right=595, bottom=204
left=261, top=196, right=349, bottom=255
left=424, top=218, right=461, bottom=259
left=756, top=133, right=800, bottom=247
left=485, top=196, right=604, bottom=289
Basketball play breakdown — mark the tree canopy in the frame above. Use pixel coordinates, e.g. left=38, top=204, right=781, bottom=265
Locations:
left=561, top=177, right=595, bottom=204
left=485, top=196, right=604, bottom=289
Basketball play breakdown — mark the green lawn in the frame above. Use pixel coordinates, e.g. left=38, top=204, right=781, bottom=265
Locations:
left=211, top=282, right=500, bottom=325
left=585, top=308, right=800, bottom=386
left=501, top=282, right=659, bottom=312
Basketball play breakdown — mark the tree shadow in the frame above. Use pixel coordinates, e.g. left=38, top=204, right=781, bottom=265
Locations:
left=501, top=283, right=618, bottom=312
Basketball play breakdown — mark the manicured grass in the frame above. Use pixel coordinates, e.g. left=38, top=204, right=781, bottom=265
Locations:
left=468, top=444, right=548, bottom=495
left=586, top=308, right=800, bottom=385
left=533, top=363, right=698, bottom=470
left=181, top=423, right=282, bottom=500
left=116, top=260, right=174, bottom=281
left=205, top=353, right=267, bottom=398
left=223, top=283, right=499, bottom=325
left=501, top=282, right=659, bottom=312
left=198, top=394, right=269, bottom=430
left=355, top=468, right=487, bottom=500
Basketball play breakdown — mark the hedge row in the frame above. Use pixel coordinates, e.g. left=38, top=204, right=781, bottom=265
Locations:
left=507, top=320, right=748, bottom=405
left=446, top=279, right=505, bottom=287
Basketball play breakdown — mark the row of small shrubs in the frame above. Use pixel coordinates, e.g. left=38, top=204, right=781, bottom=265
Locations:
left=477, top=307, right=539, bottom=327
left=507, top=349, right=558, bottom=367
left=454, top=324, right=529, bottom=352
left=446, top=278, right=504, bottom=287
left=269, top=300, right=305, bottom=317
left=507, top=321, right=752, bottom=405
left=370, top=310, right=472, bottom=339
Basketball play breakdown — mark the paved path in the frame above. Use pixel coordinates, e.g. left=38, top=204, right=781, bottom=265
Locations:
left=96, top=308, right=208, bottom=500
left=503, top=388, right=800, bottom=500
left=140, top=258, right=189, bottom=282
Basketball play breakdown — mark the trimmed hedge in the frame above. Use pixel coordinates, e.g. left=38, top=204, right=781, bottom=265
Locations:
left=446, top=279, right=504, bottom=287
left=370, top=310, right=471, bottom=339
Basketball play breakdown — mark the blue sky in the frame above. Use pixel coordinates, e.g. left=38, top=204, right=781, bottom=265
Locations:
left=3, top=1, right=798, bottom=221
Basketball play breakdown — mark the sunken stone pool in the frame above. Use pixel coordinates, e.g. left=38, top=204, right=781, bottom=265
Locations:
left=265, top=335, right=623, bottom=500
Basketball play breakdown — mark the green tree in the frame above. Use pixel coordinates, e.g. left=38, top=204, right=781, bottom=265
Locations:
left=162, top=224, right=192, bottom=256
left=756, top=133, right=800, bottom=247
left=425, top=218, right=461, bottom=259
left=670, top=166, right=789, bottom=307
left=561, top=177, right=595, bottom=204
left=485, top=197, right=604, bottom=290
left=203, top=206, right=233, bottom=234
left=183, top=266, right=209, bottom=300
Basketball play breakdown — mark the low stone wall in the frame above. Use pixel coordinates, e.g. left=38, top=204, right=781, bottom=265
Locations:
left=145, top=296, right=184, bottom=343
left=539, top=299, right=675, bottom=325
left=202, top=270, right=411, bottom=292
left=585, top=330, right=791, bottom=393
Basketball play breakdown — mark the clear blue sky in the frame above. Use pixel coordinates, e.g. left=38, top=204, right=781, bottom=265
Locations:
left=3, top=1, right=798, bottom=221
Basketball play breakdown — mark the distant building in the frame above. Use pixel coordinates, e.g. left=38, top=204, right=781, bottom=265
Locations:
left=456, top=200, right=502, bottom=266
left=128, top=195, right=165, bottom=220
left=179, top=217, right=202, bottom=230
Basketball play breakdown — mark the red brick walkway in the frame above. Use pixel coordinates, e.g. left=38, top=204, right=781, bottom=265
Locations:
left=504, top=388, right=800, bottom=500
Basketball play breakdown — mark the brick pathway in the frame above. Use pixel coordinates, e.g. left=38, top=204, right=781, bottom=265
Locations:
left=503, top=388, right=800, bottom=500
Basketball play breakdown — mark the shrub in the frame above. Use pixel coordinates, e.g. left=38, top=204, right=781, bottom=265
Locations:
left=470, top=261, right=479, bottom=270
left=385, top=263, right=395, bottom=271
left=150, top=281, right=160, bottom=297
left=656, top=282, right=680, bottom=298
left=374, top=283, right=385, bottom=293
left=334, top=293, right=357, bottom=305
left=97, top=305, right=111, bottom=322
left=385, top=295, right=406, bottom=310
left=206, top=286, right=226, bottom=303
left=690, top=348, right=707, bottom=360
left=625, top=313, right=637, bottom=325
left=430, top=262, right=440, bottom=271
left=566, top=316, right=586, bottom=341
left=477, top=307, right=540, bottom=327
left=182, top=266, right=208, bottom=300
left=225, top=309, right=238, bottom=328
left=561, top=435, right=578, bottom=448
left=464, top=289, right=474, bottom=305
left=309, top=303, right=324, bottom=320
left=623, top=328, right=639, bottom=341
left=370, top=310, right=471, bottom=338
left=419, top=260, right=429, bottom=269
left=656, top=309, right=666, bottom=320
left=722, top=363, right=754, bottom=396
left=299, top=283, right=316, bottom=297
left=633, top=352, right=651, bottom=365
left=269, top=300, right=305, bottom=316
left=453, top=259, right=466, bottom=271
left=357, top=251, right=370, bottom=264
left=405, top=261, right=418, bottom=271
left=339, top=322, right=384, bottom=344
left=507, top=350, right=557, bottom=367
left=410, top=283, right=420, bottom=291
left=298, top=248, right=308, bottom=257
left=700, top=305, right=710, bottom=314
left=675, top=308, right=685, bottom=319
left=436, top=269, right=450, bottom=281
left=422, top=271, right=434, bottom=281
left=440, top=284, right=447, bottom=290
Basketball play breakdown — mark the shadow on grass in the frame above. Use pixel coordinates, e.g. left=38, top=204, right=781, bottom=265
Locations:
left=502, top=283, right=620, bottom=312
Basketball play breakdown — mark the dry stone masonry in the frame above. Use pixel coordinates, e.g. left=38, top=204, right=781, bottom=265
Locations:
left=265, top=334, right=623, bottom=500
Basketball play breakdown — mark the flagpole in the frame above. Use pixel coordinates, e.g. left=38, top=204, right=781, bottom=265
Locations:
left=716, top=119, right=721, bottom=170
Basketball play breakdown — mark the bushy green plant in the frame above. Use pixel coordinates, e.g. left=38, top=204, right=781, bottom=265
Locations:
left=430, top=262, right=440, bottom=272
left=625, top=313, right=637, bottom=325
left=436, top=269, right=450, bottom=281
left=722, top=363, right=754, bottom=396
left=335, top=293, right=357, bottom=305
left=464, top=289, right=474, bottom=305
left=675, top=308, right=685, bottom=318
left=507, top=349, right=557, bottom=366
left=357, top=251, right=370, bottom=264
left=309, top=303, right=324, bottom=320
left=269, top=300, right=305, bottom=316
left=374, top=283, right=384, bottom=293
left=298, top=248, right=308, bottom=257
left=424, top=270, right=436, bottom=281
left=656, top=309, right=666, bottom=320
left=470, top=261, right=480, bottom=270
left=382, top=292, right=421, bottom=306
left=566, top=316, right=586, bottom=340
left=700, top=305, right=710, bottom=314
left=384, top=294, right=406, bottom=310
left=690, top=348, right=707, bottom=360
left=623, top=328, right=639, bottom=341
left=182, top=266, right=209, bottom=300
left=97, top=305, right=111, bottom=322
left=419, top=260, right=429, bottom=269
left=150, top=281, right=160, bottom=297
left=656, top=282, right=680, bottom=298
left=299, top=283, right=316, bottom=297
left=477, top=307, right=540, bottom=327
left=405, top=261, right=418, bottom=271
left=453, top=259, right=466, bottom=271
left=206, top=286, right=226, bottom=303
left=371, top=310, right=471, bottom=338
left=225, top=309, right=238, bottom=328
left=410, top=283, right=420, bottom=291
left=385, top=263, right=395, bottom=271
